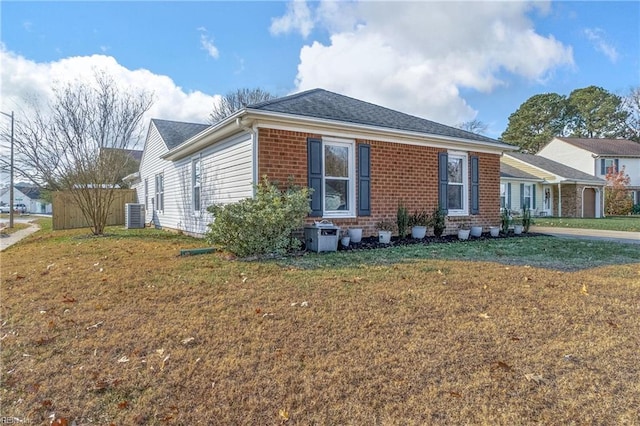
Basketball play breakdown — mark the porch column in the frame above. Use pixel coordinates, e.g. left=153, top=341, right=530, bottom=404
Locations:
left=557, top=183, right=562, bottom=217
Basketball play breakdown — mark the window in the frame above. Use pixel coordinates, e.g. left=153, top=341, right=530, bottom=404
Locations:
left=601, top=158, right=619, bottom=175
left=500, top=183, right=508, bottom=209
left=155, top=173, right=164, bottom=212
left=144, top=178, right=149, bottom=210
left=522, top=184, right=533, bottom=210
left=192, top=159, right=201, bottom=212
left=446, top=152, right=468, bottom=215
left=323, top=140, right=354, bottom=215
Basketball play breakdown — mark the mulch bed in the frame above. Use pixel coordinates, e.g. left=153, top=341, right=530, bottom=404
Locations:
left=336, top=231, right=545, bottom=251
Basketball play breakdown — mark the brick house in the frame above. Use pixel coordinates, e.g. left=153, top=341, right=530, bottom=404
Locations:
left=131, top=89, right=516, bottom=237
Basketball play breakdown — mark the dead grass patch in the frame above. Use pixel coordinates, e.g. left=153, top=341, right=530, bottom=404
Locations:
left=1, top=227, right=639, bottom=424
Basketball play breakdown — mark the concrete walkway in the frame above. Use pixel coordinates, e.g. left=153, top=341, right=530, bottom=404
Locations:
left=0, top=219, right=41, bottom=251
left=531, top=226, right=640, bottom=245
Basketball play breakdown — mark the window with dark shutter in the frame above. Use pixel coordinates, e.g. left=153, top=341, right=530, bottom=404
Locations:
left=470, top=156, right=479, bottom=215
left=438, top=152, right=448, bottom=213
left=358, top=144, right=371, bottom=216
left=307, top=138, right=323, bottom=216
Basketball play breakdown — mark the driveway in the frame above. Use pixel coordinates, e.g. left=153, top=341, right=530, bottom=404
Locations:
left=532, top=226, right=640, bottom=245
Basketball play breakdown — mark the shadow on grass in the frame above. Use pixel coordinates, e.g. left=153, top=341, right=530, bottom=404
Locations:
left=278, top=236, right=640, bottom=271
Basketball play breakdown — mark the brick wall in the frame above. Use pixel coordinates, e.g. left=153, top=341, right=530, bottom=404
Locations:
left=258, top=128, right=502, bottom=237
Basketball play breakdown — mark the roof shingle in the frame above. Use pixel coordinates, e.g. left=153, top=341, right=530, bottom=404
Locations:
left=152, top=119, right=209, bottom=149
left=507, top=152, right=604, bottom=183
left=555, top=137, right=640, bottom=156
left=250, top=89, right=514, bottom=147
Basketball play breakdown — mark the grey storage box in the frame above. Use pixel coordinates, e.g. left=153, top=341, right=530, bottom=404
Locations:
left=304, top=221, right=340, bottom=252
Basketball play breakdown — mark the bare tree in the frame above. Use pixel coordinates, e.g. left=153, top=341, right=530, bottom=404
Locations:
left=208, top=88, right=275, bottom=124
left=8, top=71, right=153, bottom=234
left=622, top=86, right=640, bottom=142
left=458, top=119, right=488, bottom=135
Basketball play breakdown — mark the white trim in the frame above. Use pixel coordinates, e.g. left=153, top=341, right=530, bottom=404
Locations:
left=447, top=150, right=468, bottom=216
left=321, top=137, right=356, bottom=219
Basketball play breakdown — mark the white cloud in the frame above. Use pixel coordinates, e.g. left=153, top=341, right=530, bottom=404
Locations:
left=584, top=28, right=618, bottom=63
left=199, top=31, right=220, bottom=59
left=270, top=0, right=314, bottom=38
left=0, top=46, right=219, bottom=149
left=289, top=1, right=574, bottom=126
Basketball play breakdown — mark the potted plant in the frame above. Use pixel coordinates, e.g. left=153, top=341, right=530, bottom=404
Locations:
left=470, top=224, right=483, bottom=237
left=377, top=219, right=395, bottom=244
left=348, top=227, right=362, bottom=243
left=457, top=221, right=470, bottom=240
left=489, top=226, right=500, bottom=237
left=396, top=202, right=409, bottom=239
left=340, top=229, right=351, bottom=248
left=430, top=207, right=446, bottom=237
left=409, top=210, right=429, bottom=239
left=513, top=217, right=523, bottom=235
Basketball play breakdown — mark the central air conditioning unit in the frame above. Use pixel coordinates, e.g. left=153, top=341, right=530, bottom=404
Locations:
left=125, top=203, right=145, bottom=229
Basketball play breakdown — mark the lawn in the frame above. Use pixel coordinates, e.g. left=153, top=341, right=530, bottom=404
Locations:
left=1, top=226, right=639, bottom=425
left=532, top=216, right=640, bottom=232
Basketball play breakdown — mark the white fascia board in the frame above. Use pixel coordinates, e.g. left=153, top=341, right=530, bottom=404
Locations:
left=500, top=176, right=545, bottom=183
left=244, top=109, right=517, bottom=155
left=161, top=110, right=247, bottom=161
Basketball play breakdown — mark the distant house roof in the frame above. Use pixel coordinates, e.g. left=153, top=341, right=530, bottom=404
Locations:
left=101, top=147, right=143, bottom=162
left=500, top=163, right=542, bottom=181
left=554, top=137, right=640, bottom=156
left=152, top=119, right=210, bottom=149
left=249, top=89, right=513, bottom=148
left=507, top=152, right=605, bottom=184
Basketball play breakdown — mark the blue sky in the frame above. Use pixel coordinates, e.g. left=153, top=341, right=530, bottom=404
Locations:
left=1, top=0, right=639, bottom=144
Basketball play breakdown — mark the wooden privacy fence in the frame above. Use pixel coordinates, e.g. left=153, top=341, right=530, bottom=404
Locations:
left=52, top=189, right=137, bottom=230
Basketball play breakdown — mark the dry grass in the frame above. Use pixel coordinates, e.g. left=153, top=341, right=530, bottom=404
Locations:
left=1, top=227, right=639, bottom=425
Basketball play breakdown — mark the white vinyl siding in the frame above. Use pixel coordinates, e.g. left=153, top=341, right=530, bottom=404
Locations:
left=137, top=122, right=254, bottom=237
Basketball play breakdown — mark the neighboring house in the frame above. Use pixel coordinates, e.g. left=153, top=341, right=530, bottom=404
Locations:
left=131, top=89, right=516, bottom=237
left=100, top=147, right=143, bottom=187
left=501, top=152, right=605, bottom=218
left=0, top=184, right=52, bottom=214
left=538, top=137, right=640, bottom=205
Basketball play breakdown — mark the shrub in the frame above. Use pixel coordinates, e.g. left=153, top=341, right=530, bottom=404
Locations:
left=632, top=204, right=640, bottom=215
left=501, top=209, right=511, bottom=234
left=396, top=202, right=409, bottom=238
left=206, top=177, right=311, bottom=257
left=408, top=210, right=429, bottom=227
left=430, top=207, right=446, bottom=237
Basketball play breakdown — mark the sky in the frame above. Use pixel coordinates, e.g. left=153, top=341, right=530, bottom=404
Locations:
left=0, top=0, right=639, bottom=158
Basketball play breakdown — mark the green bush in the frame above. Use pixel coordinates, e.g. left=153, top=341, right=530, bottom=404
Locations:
left=206, top=177, right=311, bottom=257
left=396, top=202, right=409, bottom=238
left=632, top=204, right=640, bottom=215
left=430, top=207, right=446, bottom=237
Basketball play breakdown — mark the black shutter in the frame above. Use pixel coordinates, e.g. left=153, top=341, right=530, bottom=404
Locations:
left=507, top=183, right=512, bottom=210
left=614, top=159, right=619, bottom=173
left=600, top=159, right=605, bottom=175
left=307, top=138, right=323, bottom=216
left=438, top=152, right=449, bottom=213
left=470, top=155, right=479, bottom=215
left=358, top=144, right=371, bottom=216
left=520, top=183, right=525, bottom=210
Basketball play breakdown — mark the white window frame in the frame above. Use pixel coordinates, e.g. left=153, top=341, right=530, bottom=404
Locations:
left=523, top=184, right=534, bottom=211
left=500, top=183, right=508, bottom=210
left=192, top=158, right=201, bottom=214
left=447, top=151, right=468, bottom=216
left=603, top=158, right=616, bottom=174
left=155, top=173, right=164, bottom=212
left=322, top=137, right=356, bottom=218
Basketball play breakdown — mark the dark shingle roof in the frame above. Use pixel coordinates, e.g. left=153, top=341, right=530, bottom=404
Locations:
left=15, top=184, right=42, bottom=200
left=249, top=89, right=513, bottom=147
left=500, top=163, right=541, bottom=180
left=152, top=119, right=209, bottom=149
left=508, top=152, right=604, bottom=183
left=555, top=137, right=640, bottom=156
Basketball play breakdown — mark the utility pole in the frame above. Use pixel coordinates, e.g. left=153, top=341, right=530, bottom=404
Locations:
left=1, top=110, right=14, bottom=228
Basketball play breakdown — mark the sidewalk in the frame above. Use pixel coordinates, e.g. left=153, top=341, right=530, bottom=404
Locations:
left=531, top=226, right=640, bottom=245
left=0, top=223, right=41, bottom=251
